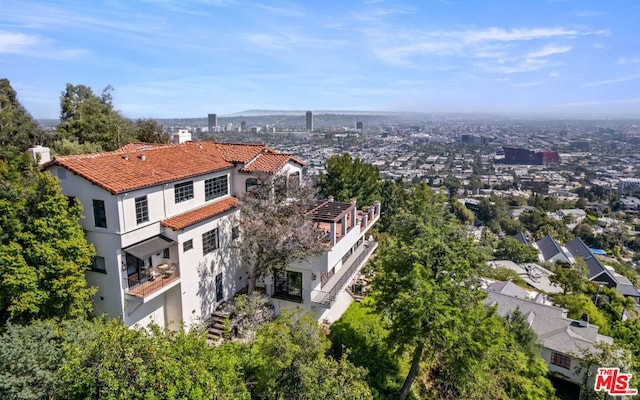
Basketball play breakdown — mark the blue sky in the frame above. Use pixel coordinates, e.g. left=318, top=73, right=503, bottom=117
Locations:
left=1, top=0, right=639, bottom=118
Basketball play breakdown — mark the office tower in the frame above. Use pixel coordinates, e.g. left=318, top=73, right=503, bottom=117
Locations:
left=356, top=121, right=363, bottom=132
left=240, top=121, right=247, bottom=132
left=207, top=113, right=217, bottom=133
left=305, top=111, right=313, bottom=131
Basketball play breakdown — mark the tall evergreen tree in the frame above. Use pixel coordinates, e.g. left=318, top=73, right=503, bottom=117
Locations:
left=0, top=155, right=96, bottom=325
left=56, top=84, right=134, bottom=151
left=0, top=78, right=42, bottom=161
left=316, top=153, right=381, bottom=206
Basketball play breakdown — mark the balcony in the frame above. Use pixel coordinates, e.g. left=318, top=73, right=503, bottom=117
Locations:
left=311, top=239, right=377, bottom=308
left=125, top=263, right=180, bottom=301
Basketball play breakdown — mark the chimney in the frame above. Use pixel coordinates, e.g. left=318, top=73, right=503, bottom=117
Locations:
left=579, top=313, right=589, bottom=327
left=173, top=129, right=192, bottom=144
left=328, top=195, right=334, bottom=202
left=27, top=145, right=51, bottom=165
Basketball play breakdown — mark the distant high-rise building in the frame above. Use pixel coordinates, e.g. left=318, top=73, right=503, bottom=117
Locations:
left=207, top=113, right=217, bottom=133
left=356, top=121, right=363, bottom=132
left=240, top=121, right=247, bottom=132
left=305, top=111, right=313, bottom=131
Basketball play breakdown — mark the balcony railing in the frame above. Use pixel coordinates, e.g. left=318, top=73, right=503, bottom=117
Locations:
left=311, top=239, right=377, bottom=307
left=125, top=263, right=180, bottom=299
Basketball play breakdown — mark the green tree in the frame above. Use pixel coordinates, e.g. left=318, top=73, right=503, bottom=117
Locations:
left=519, top=208, right=572, bottom=242
left=316, top=153, right=381, bottom=206
left=573, top=222, right=596, bottom=246
left=58, top=319, right=249, bottom=400
left=378, top=178, right=406, bottom=233
left=239, top=173, right=324, bottom=292
left=135, top=118, right=171, bottom=143
left=451, top=200, right=475, bottom=225
left=494, top=237, right=540, bottom=263
left=330, top=299, right=403, bottom=397
left=0, top=78, right=42, bottom=161
left=552, top=293, right=611, bottom=335
left=243, top=309, right=372, bottom=400
left=0, top=155, right=96, bottom=325
left=549, top=258, right=589, bottom=295
left=373, top=184, right=487, bottom=399
left=56, top=84, right=133, bottom=151
left=0, top=320, right=67, bottom=399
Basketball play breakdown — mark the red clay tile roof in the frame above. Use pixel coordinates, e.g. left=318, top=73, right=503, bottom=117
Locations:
left=48, top=142, right=233, bottom=194
left=214, top=143, right=275, bottom=163
left=241, top=153, right=306, bottom=174
left=161, top=197, right=239, bottom=230
left=45, top=141, right=306, bottom=193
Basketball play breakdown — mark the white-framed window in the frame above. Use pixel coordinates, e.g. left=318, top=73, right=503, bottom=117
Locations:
left=135, top=196, right=149, bottom=224
left=174, top=181, right=194, bottom=203
left=205, top=175, right=228, bottom=201
left=202, top=228, right=220, bottom=255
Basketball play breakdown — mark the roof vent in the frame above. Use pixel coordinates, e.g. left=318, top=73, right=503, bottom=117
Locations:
left=122, top=155, right=129, bottom=160
left=138, top=154, right=146, bottom=161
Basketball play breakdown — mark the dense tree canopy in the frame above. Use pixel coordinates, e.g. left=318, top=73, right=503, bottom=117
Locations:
left=243, top=310, right=372, bottom=400
left=494, top=237, right=540, bottom=264
left=0, top=79, right=42, bottom=161
left=316, top=153, right=381, bottom=206
left=134, top=118, right=170, bottom=144
left=0, top=155, right=95, bottom=325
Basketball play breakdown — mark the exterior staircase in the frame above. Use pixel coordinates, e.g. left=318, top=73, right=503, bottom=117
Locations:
left=207, top=311, right=230, bottom=341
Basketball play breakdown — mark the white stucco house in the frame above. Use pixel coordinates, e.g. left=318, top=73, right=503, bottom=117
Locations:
left=486, top=281, right=615, bottom=394
left=43, top=139, right=379, bottom=330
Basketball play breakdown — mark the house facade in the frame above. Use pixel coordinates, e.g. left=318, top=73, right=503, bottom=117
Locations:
left=44, top=140, right=378, bottom=330
left=486, top=281, right=614, bottom=392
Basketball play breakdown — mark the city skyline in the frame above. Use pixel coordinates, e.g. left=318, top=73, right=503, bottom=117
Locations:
left=1, top=0, right=639, bottom=119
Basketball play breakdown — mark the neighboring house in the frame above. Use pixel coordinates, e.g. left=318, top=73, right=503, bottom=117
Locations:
left=43, top=139, right=379, bottom=330
left=557, top=209, right=587, bottom=225
left=490, top=260, right=562, bottom=294
left=565, top=238, right=640, bottom=303
left=513, top=231, right=532, bottom=246
left=536, top=235, right=572, bottom=264
left=486, top=281, right=614, bottom=391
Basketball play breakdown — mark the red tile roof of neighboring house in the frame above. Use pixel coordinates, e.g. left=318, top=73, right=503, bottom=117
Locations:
left=241, top=153, right=305, bottom=173
left=161, top=197, right=239, bottom=230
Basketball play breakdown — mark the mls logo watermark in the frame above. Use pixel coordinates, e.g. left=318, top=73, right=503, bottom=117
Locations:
left=594, top=368, right=638, bottom=396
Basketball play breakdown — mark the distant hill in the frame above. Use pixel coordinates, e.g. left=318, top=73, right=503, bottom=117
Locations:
left=223, top=110, right=401, bottom=117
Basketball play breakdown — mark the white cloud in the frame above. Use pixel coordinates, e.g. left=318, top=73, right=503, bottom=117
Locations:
left=583, top=73, right=640, bottom=87
left=364, top=26, right=593, bottom=66
left=0, top=31, right=39, bottom=53
left=617, top=57, right=640, bottom=65
left=526, top=44, right=572, bottom=58
left=243, top=30, right=348, bottom=51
